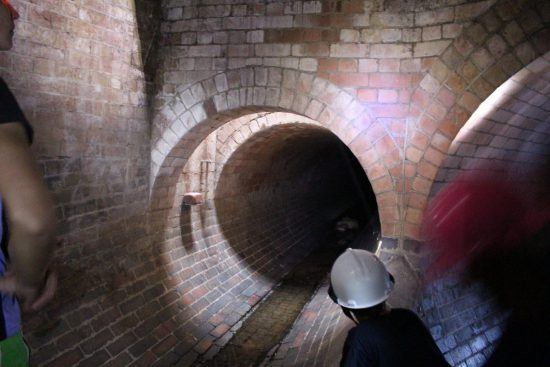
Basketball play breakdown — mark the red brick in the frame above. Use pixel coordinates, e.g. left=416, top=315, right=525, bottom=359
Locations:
left=406, top=208, right=423, bottom=225
left=104, top=352, right=133, bottom=367
left=401, top=163, right=414, bottom=179
left=386, top=119, right=406, bottom=136
left=78, top=350, right=110, bottom=367
left=406, top=146, right=423, bottom=163
left=380, top=206, right=400, bottom=222
left=82, top=329, right=115, bottom=355
left=375, top=135, right=396, bottom=156
left=436, top=87, right=456, bottom=108
left=417, top=160, right=438, bottom=180
left=362, top=123, right=386, bottom=144
left=404, top=223, right=421, bottom=239
left=152, top=335, right=179, bottom=356
left=424, top=147, right=446, bottom=165
left=292, top=43, right=330, bottom=57
left=371, top=104, right=409, bottom=118
left=107, top=332, right=138, bottom=357
left=383, top=148, right=402, bottom=168
left=370, top=73, right=411, bottom=88
left=381, top=221, right=399, bottom=237
left=194, top=336, right=215, bottom=354
left=418, top=115, right=438, bottom=135
left=445, top=74, right=466, bottom=93
left=247, top=294, right=261, bottom=305
left=358, top=148, right=380, bottom=167
left=357, top=89, right=377, bottom=102
left=427, top=101, right=448, bottom=120
left=342, top=0, right=364, bottom=13
left=412, top=176, right=432, bottom=195
left=318, top=58, right=338, bottom=72
left=210, top=323, right=231, bottom=338
left=329, top=73, right=370, bottom=87
left=303, top=29, right=322, bottom=42
left=407, top=193, right=428, bottom=209
left=399, top=90, right=411, bottom=103
left=389, top=164, right=405, bottom=178
left=410, top=131, right=430, bottom=150
left=372, top=175, right=394, bottom=194
left=367, top=162, right=388, bottom=180
left=378, top=89, right=399, bottom=103
left=129, top=351, right=157, bottom=367
left=338, top=59, right=358, bottom=72
left=49, top=349, right=83, bottom=367
left=411, top=89, right=431, bottom=109
left=431, top=132, right=452, bottom=152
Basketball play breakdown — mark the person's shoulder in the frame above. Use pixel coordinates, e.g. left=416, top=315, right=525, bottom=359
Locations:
left=351, top=317, right=384, bottom=337
left=346, top=324, right=373, bottom=347
left=391, top=308, right=423, bottom=321
left=392, top=308, right=420, bottom=316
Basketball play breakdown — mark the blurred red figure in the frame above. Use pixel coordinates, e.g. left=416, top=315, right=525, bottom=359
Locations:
left=421, top=167, right=549, bottom=277
left=421, top=164, right=550, bottom=366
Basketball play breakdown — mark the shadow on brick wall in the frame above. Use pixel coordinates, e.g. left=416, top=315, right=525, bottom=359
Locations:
left=134, top=0, right=162, bottom=115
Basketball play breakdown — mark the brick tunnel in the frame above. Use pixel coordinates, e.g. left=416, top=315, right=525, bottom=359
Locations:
left=0, top=0, right=548, bottom=366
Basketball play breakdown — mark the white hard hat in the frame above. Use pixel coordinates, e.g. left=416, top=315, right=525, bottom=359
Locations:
left=330, top=248, right=394, bottom=309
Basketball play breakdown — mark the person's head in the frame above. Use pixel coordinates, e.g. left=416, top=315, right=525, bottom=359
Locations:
left=0, top=0, right=19, bottom=51
left=329, top=248, right=394, bottom=324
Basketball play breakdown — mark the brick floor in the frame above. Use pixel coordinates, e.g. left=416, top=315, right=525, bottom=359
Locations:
left=198, top=229, right=365, bottom=367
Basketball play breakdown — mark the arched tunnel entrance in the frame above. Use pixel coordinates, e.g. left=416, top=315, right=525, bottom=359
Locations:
left=177, top=113, right=381, bottom=366
left=214, top=122, right=381, bottom=275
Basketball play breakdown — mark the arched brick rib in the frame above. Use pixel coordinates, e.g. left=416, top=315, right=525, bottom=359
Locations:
left=405, top=0, right=549, bottom=239
left=150, top=66, right=401, bottom=237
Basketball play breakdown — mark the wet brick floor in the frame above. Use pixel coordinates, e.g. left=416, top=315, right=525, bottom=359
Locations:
left=199, top=235, right=350, bottom=367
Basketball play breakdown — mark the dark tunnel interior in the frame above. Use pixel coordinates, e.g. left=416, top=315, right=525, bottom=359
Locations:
left=214, top=123, right=381, bottom=278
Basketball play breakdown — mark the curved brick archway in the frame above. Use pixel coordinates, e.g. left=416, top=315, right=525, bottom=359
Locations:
left=213, top=112, right=325, bottom=173
left=403, top=0, right=550, bottom=239
left=150, top=66, right=401, bottom=237
left=415, top=52, right=549, bottom=367
left=145, top=109, right=384, bottom=365
left=433, top=51, right=550, bottom=195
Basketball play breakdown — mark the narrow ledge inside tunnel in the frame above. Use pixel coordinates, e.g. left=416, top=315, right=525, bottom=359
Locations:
left=174, top=112, right=381, bottom=366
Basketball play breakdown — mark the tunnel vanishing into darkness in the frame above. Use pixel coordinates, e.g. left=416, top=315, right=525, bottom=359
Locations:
left=214, top=122, right=380, bottom=278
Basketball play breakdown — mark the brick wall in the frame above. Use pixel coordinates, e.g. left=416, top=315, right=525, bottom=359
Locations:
left=0, top=0, right=153, bottom=365
left=432, top=52, right=550, bottom=196
left=418, top=274, right=508, bottom=367
left=416, top=53, right=550, bottom=367
left=152, top=0, right=549, bottom=243
left=0, top=0, right=547, bottom=366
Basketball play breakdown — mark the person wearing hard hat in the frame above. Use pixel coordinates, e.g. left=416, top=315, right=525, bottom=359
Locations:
left=330, top=249, right=449, bottom=367
left=0, top=1, right=58, bottom=365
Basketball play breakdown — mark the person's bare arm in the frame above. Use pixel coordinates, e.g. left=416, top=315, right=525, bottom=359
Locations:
left=0, top=122, right=56, bottom=309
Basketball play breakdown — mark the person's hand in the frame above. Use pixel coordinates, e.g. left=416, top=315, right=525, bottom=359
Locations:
left=0, top=270, right=57, bottom=312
